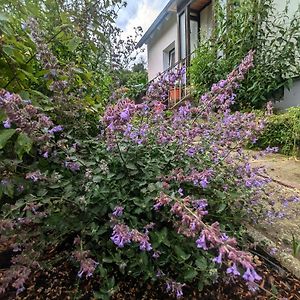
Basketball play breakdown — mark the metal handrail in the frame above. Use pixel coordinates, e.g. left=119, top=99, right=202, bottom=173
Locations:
left=146, top=51, right=196, bottom=108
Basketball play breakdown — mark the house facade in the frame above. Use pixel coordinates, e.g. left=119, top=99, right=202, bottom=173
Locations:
left=137, top=0, right=300, bottom=108
left=137, top=0, right=214, bottom=81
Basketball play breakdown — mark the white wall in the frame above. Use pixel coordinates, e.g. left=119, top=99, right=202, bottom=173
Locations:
left=147, top=14, right=177, bottom=80
left=273, top=0, right=300, bottom=109
left=273, top=0, right=299, bottom=18
left=275, top=79, right=300, bottom=110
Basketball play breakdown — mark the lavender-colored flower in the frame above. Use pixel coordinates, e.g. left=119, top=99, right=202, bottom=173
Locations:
left=111, top=224, right=132, bottom=248
left=165, top=281, right=185, bottom=299
left=73, top=250, right=99, bottom=279
left=152, top=251, right=161, bottom=258
left=247, top=282, right=259, bottom=292
left=193, top=199, right=208, bottom=210
left=178, top=188, right=184, bottom=197
left=131, top=229, right=152, bottom=252
left=3, top=119, right=11, bottom=128
left=65, top=161, right=80, bottom=172
left=156, top=269, right=165, bottom=277
left=242, top=267, right=262, bottom=282
left=25, top=170, right=44, bottom=182
left=77, top=258, right=99, bottom=278
left=213, top=252, right=223, bottom=264
left=139, top=238, right=152, bottom=251
left=196, top=232, right=208, bottom=250
left=186, top=147, right=196, bottom=157
left=120, top=108, right=130, bottom=121
left=269, top=247, right=277, bottom=256
left=200, top=178, right=209, bottom=189
left=42, top=151, right=49, bottom=158
left=112, top=206, right=124, bottom=217
left=48, top=125, right=63, bottom=134
left=226, top=263, right=240, bottom=276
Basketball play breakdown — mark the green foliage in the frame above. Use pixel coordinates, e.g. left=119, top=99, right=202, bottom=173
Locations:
left=292, top=234, right=300, bottom=258
left=253, top=107, right=300, bottom=156
left=111, top=62, right=148, bottom=102
left=2, top=132, right=245, bottom=297
left=190, top=0, right=300, bottom=109
left=0, top=129, right=16, bottom=149
left=0, top=0, right=134, bottom=111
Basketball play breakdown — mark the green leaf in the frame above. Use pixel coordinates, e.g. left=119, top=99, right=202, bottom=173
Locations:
left=174, top=245, right=190, bottom=261
left=0, top=13, right=8, bottom=21
left=67, top=37, right=81, bottom=52
left=126, top=162, right=137, bottom=170
left=217, top=203, right=227, bottom=213
left=184, top=268, right=198, bottom=281
left=2, top=45, right=14, bottom=56
left=15, top=133, right=33, bottom=159
left=18, top=69, right=38, bottom=83
left=0, top=111, right=6, bottom=122
left=0, top=129, right=16, bottom=149
left=195, top=257, right=207, bottom=271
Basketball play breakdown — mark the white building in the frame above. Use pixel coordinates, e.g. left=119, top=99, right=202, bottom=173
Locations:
left=137, top=0, right=300, bottom=108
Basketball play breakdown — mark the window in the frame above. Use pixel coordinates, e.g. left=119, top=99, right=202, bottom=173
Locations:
left=190, top=16, right=199, bottom=55
left=169, top=48, right=176, bottom=67
left=179, top=12, right=186, bottom=60
left=163, top=42, right=175, bottom=71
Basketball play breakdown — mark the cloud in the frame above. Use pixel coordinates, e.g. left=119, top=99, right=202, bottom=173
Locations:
left=116, top=0, right=170, bottom=64
left=116, top=1, right=140, bottom=28
left=117, top=0, right=169, bottom=31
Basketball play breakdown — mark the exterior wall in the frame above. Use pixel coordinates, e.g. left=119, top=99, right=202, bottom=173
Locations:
left=273, top=0, right=299, bottom=18
left=273, top=0, right=300, bottom=109
left=275, top=78, right=300, bottom=110
left=147, top=14, right=177, bottom=81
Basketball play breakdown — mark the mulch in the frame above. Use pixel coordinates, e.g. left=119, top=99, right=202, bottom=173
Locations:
left=1, top=248, right=300, bottom=300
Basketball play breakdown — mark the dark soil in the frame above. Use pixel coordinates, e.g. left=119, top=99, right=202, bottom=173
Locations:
left=1, top=250, right=300, bottom=300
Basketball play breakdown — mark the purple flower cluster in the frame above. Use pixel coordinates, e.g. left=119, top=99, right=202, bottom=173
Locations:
left=73, top=250, right=99, bottom=278
left=165, top=280, right=185, bottom=299
left=110, top=223, right=152, bottom=251
left=112, top=206, right=124, bottom=217
left=99, top=51, right=299, bottom=297
left=0, top=89, right=55, bottom=144
left=110, top=224, right=132, bottom=248
left=64, top=161, right=81, bottom=172
left=25, top=170, right=45, bottom=182
left=145, top=66, right=186, bottom=104
left=153, top=192, right=262, bottom=285
left=48, top=125, right=63, bottom=134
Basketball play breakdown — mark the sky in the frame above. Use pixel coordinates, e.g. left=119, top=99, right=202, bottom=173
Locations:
left=116, top=0, right=170, bottom=64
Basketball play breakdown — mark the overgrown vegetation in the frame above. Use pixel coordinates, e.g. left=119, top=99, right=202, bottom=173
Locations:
left=0, top=0, right=143, bottom=113
left=1, top=46, right=290, bottom=298
left=0, top=1, right=299, bottom=299
left=190, top=0, right=300, bottom=109
left=252, top=106, right=300, bottom=156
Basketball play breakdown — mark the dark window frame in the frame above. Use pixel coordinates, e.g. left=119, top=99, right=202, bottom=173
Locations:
left=168, top=48, right=176, bottom=67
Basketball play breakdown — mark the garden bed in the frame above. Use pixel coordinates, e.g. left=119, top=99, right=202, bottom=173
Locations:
left=1, top=252, right=299, bottom=299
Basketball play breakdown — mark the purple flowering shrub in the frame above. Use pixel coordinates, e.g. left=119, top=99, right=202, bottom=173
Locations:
left=145, top=66, right=186, bottom=104
left=0, top=51, right=293, bottom=298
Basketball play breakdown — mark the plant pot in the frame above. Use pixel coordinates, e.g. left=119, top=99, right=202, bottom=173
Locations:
left=169, top=87, right=182, bottom=101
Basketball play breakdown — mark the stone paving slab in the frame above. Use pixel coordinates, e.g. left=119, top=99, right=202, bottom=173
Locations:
left=249, top=153, right=300, bottom=278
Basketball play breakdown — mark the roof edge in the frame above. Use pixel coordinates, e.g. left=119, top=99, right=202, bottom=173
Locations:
left=136, top=0, right=176, bottom=48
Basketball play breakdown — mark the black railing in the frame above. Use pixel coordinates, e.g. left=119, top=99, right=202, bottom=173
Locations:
left=147, top=52, right=195, bottom=108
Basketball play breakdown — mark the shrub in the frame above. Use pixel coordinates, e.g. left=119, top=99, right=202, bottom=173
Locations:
left=1, top=51, right=294, bottom=299
left=253, top=106, right=300, bottom=156
left=190, top=0, right=300, bottom=109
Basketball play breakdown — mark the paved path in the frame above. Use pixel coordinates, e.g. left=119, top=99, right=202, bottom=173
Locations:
left=249, top=153, right=300, bottom=278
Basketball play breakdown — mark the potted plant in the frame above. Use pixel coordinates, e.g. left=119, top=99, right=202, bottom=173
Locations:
left=169, top=80, right=182, bottom=107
